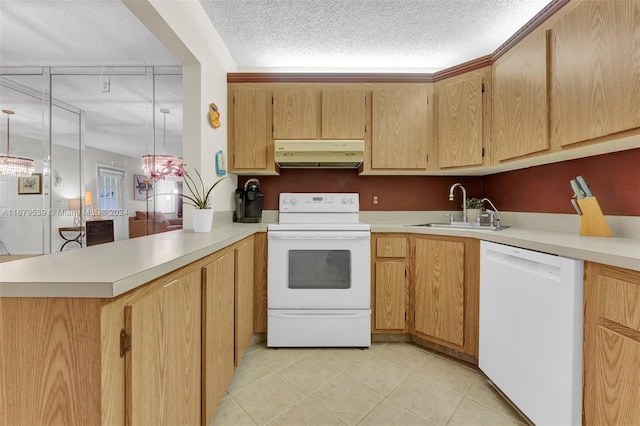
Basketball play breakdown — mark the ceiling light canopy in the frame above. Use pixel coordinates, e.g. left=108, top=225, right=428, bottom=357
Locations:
left=1, top=109, right=35, bottom=177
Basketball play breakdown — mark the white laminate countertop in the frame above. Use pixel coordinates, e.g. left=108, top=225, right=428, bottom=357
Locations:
left=374, top=224, right=640, bottom=272
left=1, top=213, right=638, bottom=298
left=0, top=222, right=268, bottom=298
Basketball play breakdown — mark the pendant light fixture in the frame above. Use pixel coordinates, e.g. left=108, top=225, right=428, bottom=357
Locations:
left=141, top=108, right=183, bottom=177
left=0, top=109, right=35, bottom=177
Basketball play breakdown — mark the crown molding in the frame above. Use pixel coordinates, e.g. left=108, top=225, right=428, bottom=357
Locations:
left=227, top=0, right=571, bottom=84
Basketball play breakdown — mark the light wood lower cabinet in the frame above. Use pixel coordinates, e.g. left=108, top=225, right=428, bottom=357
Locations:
left=413, top=237, right=465, bottom=347
left=412, top=235, right=479, bottom=357
left=125, top=269, right=202, bottom=425
left=370, top=233, right=479, bottom=359
left=372, top=234, right=408, bottom=332
left=583, top=262, right=640, bottom=425
left=0, top=298, right=103, bottom=425
left=202, top=251, right=235, bottom=426
left=235, top=237, right=255, bottom=365
left=253, top=232, right=268, bottom=333
left=0, top=236, right=256, bottom=425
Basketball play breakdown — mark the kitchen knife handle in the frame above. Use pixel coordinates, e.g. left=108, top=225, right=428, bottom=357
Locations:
left=571, top=198, right=582, bottom=215
left=570, top=179, right=585, bottom=199
left=576, top=175, right=593, bottom=197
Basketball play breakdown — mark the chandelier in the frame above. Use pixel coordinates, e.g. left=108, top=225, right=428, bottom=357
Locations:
left=141, top=108, right=183, bottom=176
left=1, top=109, right=35, bottom=177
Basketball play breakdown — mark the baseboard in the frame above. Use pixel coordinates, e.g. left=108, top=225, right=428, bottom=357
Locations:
left=249, top=333, right=266, bottom=345
left=411, top=335, right=478, bottom=366
left=371, top=333, right=411, bottom=343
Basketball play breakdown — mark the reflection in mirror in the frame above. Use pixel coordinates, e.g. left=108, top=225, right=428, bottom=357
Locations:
left=51, top=101, right=83, bottom=252
left=0, top=73, right=48, bottom=260
left=0, top=66, right=182, bottom=260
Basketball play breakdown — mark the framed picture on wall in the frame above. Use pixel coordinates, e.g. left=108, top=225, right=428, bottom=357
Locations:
left=18, top=173, right=42, bottom=195
left=133, top=174, right=152, bottom=201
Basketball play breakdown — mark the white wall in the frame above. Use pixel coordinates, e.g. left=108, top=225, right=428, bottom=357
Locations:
left=0, top=134, right=46, bottom=255
left=123, top=0, right=239, bottom=228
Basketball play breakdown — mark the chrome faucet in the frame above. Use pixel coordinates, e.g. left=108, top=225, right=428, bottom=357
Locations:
left=448, top=183, right=467, bottom=222
left=481, top=197, right=502, bottom=227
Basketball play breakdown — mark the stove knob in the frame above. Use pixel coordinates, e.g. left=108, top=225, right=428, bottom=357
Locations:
left=290, top=197, right=297, bottom=205
left=342, top=197, right=349, bottom=204
left=349, top=198, right=355, bottom=205
left=282, top=197, right=289, bottom=204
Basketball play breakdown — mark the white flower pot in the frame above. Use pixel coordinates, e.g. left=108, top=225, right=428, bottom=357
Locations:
left=192, top=209, right=214, bottom=232
left=466, top=208, right=482, bottom=223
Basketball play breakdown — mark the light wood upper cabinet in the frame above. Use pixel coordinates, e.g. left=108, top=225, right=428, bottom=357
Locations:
left=493, top=31, right=549, bottom=161
left=202, top=252, right=235, bottom=426
left=273, top=88, right=321, bottom=139
left=125, top=271, right=201, bottom=426
left=229, top=87, right=278, bottom=174
left=372, top=235, right=408, bottom=332
left=437, top=71, right=484, bottom=168
left=234, top=237, right=254, bottom=365
left=370, top=87, right=433, bottom=169
left=411, top=235, right=479, bottom=357
left=321, top=88, right=367, bottom=139
left=272, top=87, right=366, bottom=140
left=551, top=0, right=640, bottom=147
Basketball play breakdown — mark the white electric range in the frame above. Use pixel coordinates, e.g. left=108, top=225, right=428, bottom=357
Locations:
left=267, top=193, right=371, bottom=347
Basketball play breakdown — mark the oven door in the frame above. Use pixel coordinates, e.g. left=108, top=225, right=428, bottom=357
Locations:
left=268, top=230, right=370, bottom=309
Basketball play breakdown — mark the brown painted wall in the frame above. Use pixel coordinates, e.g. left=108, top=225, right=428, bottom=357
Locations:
left=481, top=148, right=640, bottom=216
left=238, top=148, right=639, bottom=216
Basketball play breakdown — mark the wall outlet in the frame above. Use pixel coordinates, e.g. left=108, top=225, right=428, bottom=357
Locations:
left=372, top=195, right=379, bottom=205
left=102, top=79, right=110, bottom=92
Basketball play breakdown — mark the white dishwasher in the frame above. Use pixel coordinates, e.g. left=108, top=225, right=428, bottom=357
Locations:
left=479, top=241, right=583, bottom=426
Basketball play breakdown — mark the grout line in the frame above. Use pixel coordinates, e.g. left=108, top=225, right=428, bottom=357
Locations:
left=353, top=395, right=386, bottom=425
left=220, top=395, right=259, bottom=426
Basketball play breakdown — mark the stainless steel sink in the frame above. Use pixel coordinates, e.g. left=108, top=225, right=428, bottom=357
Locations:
left=407, top=222, right=510, bottom=231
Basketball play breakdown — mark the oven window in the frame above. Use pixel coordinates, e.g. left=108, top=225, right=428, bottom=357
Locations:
left=288, top=250, right=351, bottom=289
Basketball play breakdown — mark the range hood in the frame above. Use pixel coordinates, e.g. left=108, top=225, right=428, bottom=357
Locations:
left=274, top=140, right=364, bottom=168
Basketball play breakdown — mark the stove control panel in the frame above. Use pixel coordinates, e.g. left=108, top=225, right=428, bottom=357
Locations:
left=279, top=193, right=360, bottom=213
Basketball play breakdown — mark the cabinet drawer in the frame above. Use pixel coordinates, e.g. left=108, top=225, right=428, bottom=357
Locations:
left=598, top=268, right=640, bottom=333
left=376, top=237, right=407, bottom=258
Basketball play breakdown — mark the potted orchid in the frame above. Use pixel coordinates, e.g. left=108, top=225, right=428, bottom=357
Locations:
left=146, top=160, right=225, bottom=232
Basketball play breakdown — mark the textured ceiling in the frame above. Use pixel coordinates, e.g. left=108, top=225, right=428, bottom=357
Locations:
left=0, top=0, right=180, bottom=67
left=200, top=0, right=553, bottom=72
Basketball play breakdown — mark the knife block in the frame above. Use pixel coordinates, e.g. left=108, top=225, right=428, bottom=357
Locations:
left=576, top=197, right=611, bottom=237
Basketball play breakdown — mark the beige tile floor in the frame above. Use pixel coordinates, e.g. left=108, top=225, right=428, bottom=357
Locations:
left=211, top=342, right=527, bottom=426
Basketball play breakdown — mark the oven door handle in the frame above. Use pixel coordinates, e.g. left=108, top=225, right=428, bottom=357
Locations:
left=268, top=231, right=370, bottom=240
left=269, top=311, right=370, bottom=319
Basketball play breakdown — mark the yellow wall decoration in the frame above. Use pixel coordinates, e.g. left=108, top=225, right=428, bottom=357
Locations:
left=209, top=103, right=221, bottom=128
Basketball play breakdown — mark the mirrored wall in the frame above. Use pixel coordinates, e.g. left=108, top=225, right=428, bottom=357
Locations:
left=0, top=66, right=182, bottom=257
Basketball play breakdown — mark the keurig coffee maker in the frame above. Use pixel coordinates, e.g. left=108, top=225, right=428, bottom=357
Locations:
left=234, top=178, right=264, bottom=223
